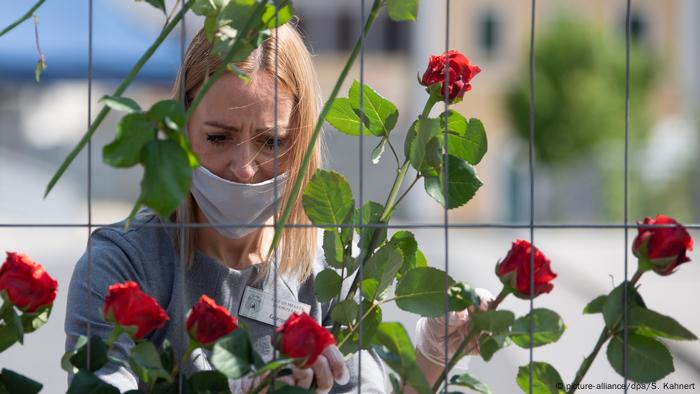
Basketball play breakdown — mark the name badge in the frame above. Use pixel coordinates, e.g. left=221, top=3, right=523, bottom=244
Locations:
left=239, top=286, right=311, bottom=326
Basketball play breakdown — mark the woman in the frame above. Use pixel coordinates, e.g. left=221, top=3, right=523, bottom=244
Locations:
left=65, top=20, right=489, bottom=393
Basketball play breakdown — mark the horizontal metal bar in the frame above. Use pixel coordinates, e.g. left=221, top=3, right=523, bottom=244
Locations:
left=0, top=222, right=698, bottom=229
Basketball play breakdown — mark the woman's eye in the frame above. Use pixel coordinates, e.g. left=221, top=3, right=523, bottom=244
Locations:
left=263, top=138, right=285, bottom=150
left=206, top=134, right=227, bottom=145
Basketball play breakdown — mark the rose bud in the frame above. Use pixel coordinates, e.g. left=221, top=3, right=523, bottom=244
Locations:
left=632, top=214, right=694, bottom=276
left=0, top=252, right=58, bottom=313
left=273, top=312, right=335, bottom=368
left=186, top=294, right=238, bottom=346
left=102, top=281, right=168, bottom=340
left=421, top=49, right=481, bottom=103
left=496, top=239, right=557, bottom=299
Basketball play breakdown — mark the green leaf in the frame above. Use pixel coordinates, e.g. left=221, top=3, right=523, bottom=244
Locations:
left=447, top=282, right=481, bottom=312
left=354, top=201, right=387, bottom=254
left=424, top=154, right=483, bottom=209
left=62, top=336, right=88, bottom=373
left=373, top=322, right=431, bottom=394
left=143, top=0, right=166, bottom=13
left=261, top=3, right=294, bottom=29
left=602, top=281, right=646, bottom=330
left=371, top=138, right=387, bottom=164
left=583, top=295, right=607, bottom=314
left=330, top=299, right=359, bottom=326
left=159, top=339, right=175, bottom=373
left=0, top=369, right=42, bottom=394
left=348, top=80, right=399, bottom=137
left=628, top=307, right=697, bottom=341
left=2, top=306, right=23, bottom=345
left=478, top=334, right=510, bottom=362
left=509, top=308, right=566, bottom=348
left=386, top=0, right=419, bottom=21
left=439, top=111, right=487, bottom=165
left=67, top=370, right=120, bottom=394
left=0, top=324, right=18, bottom=353
left=188, top=370, right=229, bottom=393
left=99, top=95, right=141, bottom=114
left=450, top=372, right=492, bottom=394
left=211, top=329, right=256, bottom=379
left=516, top=362, right=565, bottom=394
left=21, top=307, right=50, bottom=334
left=387, top=231, right=415, bottom=270
left=389, top=374, right=402, bottom=394
left=337, top=301, right=381, bottom=355
left=129, top=341, right=171, bottom=384
left=70, top=335, right=109, bottom=372
left=326, top=98, right=370, bottom=136
left=606, top=333, right=674, bottom=383
left=470, top=310, right=515, bottom=334
left=314, top=269, right=343, bottom=302
left=395, top=267, right=457, bottom=317
left=148, top=100, right=186, bottom=131
left=339, top=204, right=355, bottom=248
left=302, top=170, right=354, bottom=230
left=138, top=139, right=192, bottom=218
left=322, top=230, right=344, bottom=269
left=268, top=385, right=314, bottom=394
left=408, top=118, right=442, bottom=175
left=362, top=244, right=403, bottom=300
left=103, top=113, right=156, bottom=168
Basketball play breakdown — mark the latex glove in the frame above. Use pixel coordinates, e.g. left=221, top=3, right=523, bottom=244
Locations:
left=233, top=345, right=349, bottom=394
left=415, top=287, right=495, bottom=367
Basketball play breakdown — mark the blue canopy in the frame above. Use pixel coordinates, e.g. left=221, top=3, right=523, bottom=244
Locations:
left=0, top=0, right=185, bottom=82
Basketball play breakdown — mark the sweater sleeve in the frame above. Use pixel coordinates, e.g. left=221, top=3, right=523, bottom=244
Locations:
left=64, top=227, right=148, bottom=392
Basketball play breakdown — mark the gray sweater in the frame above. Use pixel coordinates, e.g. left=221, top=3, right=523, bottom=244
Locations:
left=64, top=208, right=388, bottom=393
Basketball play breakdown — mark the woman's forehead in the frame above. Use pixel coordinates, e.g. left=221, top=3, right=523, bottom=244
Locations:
left=198, top=72, right=294, bottom=123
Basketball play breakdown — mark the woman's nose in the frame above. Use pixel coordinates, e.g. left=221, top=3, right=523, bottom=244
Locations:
left=229, top=140, right=259, bottom=183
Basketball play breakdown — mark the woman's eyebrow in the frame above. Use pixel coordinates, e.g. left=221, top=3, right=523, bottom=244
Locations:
left=204, top=120, right=289, bottom=137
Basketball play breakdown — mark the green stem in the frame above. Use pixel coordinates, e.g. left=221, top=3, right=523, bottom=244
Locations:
left=105, top=325, right=124, bottom=351
left=170, top=339, right=198, bottom=379
left=43, top=0, right=195, bottom=198
left=0, top=0, right=45, bottom=37
left=566, top=328, right=611, bottom=394
left=335, top=302, right=378, bottom=349
left=431, top=287, right=510, bottom=393
left=265, top=0, right=383, bottom=262
left=566, top=268, right=645, bottom=393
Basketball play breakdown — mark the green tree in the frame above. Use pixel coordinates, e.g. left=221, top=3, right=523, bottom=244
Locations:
left=506, top=16, right=657, bottom=165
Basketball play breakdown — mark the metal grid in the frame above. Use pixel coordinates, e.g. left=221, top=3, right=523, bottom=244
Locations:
left=0, top=0, right=677, bottom=392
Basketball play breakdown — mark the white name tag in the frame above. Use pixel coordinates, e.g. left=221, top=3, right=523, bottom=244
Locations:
left=238, top=286, right=311, bottom=326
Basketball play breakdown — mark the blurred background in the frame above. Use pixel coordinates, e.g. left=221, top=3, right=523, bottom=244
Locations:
left=1, top=0, right=699, bottom=392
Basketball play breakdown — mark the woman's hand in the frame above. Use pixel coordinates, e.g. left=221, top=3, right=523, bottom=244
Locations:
left=273, top=345, right=349, bottom=393
left=415, top=287, right=495, bottom=366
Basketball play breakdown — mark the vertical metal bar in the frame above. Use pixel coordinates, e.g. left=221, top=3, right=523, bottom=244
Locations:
left=86, top=0, right=94, bottom=372
left=272, top=0, right=279, bottom=363
left=442, top=1, right=451, bottom=392
left=178, top=2, right=187, bottom=392
left=528, top=0, right=537, bottom=393
left=357, top=0, right=366, bottom=391
left=623, top=0, right=632, bottom=391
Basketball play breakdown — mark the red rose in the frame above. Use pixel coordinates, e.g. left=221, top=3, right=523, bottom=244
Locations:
left=421, top=50, right=481, bottom=102
left=632, top=214, right=694, bottom=276
left=186, top=295, right=238, bottom=346
left=496, top=240, right=557, bottom=298
left=273, top=312, right=335, bottom=367
left=0, top=252, right=58, bottom=313
left=103, top=281, right=168, bottom=340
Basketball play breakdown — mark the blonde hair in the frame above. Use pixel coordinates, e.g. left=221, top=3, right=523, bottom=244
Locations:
left=171, top=19, right=323, bottom=284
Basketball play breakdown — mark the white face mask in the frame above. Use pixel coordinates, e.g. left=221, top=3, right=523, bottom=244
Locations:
left=190, top=166, right=289, bottom=238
